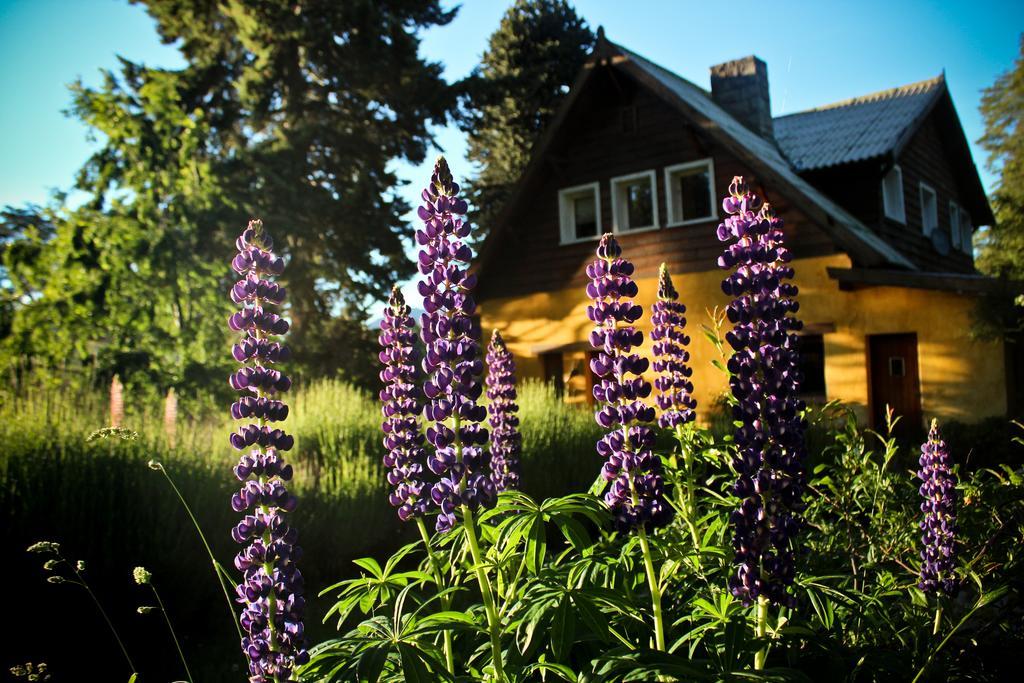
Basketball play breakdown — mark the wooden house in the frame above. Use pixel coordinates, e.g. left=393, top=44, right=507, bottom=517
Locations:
left=472, top=31, right=1007, bottom=430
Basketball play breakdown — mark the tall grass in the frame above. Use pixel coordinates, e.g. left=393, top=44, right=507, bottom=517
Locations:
left=1, top=377, right=599, bottom=679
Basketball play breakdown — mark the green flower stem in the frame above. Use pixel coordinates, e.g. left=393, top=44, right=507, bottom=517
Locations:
left=754, top=595, right=769, bottom=670
left=932, top=604, right=943, bottom=636
left=462, top=505, right=506, bottom=682
left=150, top=584, right=194, bottom=683
left=415, top=517, right=455, bottom=674
left=674, top=426, right=700, bottom=549
left=152, top=462, right=243, bottom=642
left=636, top=526, right=667, bottom=652
left=626, top=460, right=666, bottom=653
left=66, top=558, right=136, bottom=674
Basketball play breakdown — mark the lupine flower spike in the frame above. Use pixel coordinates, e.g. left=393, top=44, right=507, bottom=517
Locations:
left=228, top=219, right=308, bottom=681
left=416, top=157, right=495, bottom=532
left=485, top=330, right=521, bottom=491
left=716, top=177, right=806, bottom=609
left=379, top=285, right=431, bottom=521
left=587, top=234, right=672, bottom=532
left=651, top=264, right=696, bottom=429
left=918, top=419, right=958, bottom=595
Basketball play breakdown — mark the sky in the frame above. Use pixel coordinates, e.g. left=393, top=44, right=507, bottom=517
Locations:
left=0, top=0, right=1020, bottom=226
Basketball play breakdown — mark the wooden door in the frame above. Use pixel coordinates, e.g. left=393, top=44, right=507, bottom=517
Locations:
left=868, top=333, right=922, bottom=436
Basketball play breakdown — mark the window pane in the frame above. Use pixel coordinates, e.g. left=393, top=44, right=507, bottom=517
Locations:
left=883, top=168, right=904, bottom=221
left=625, top=180, right=653, bottom=229
left=678, top=169, right=711, bottom=220
left=921, top=187, right=937, bottom=234
left=573, top=194, right=597, bottom=239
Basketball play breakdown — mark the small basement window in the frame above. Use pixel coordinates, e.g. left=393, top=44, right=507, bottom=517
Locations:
left=919, top=182, right=938, bottom=236
left=798, top=334, right=826, bottom=402
left=558, top=183, right=601, bottom=244
left=665, top=159, right=715, bottom=226
left=611, top=171, right=658, bottom=233
left=882, top=165, right=905, bottom=223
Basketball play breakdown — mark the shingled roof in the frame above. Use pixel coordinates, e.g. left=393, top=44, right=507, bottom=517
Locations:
left=475, top=33, right=993, bottom=278
left=598, top=40, right=916, bottom=269
left=774, top=76, right=946, bottom=171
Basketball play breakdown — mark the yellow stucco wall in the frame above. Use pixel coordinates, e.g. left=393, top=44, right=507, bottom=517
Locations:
left=479, top=253, right=1007, bottom=426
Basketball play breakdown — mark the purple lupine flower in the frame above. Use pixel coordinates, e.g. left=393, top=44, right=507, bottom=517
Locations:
left=228, top=219, right=308, bottom=680
left=587, top=234, right=673, bottom=532
left=379, top=285, right=431, bottom=522
left=485, top=330, right=521, bottom=491
left=651, top=264, right=696, bottom=429
left=716, top=177, right=806, bottom=608
left=416, top=157, right=494, bottom=533
left=918, top=420, right=958, bottom=595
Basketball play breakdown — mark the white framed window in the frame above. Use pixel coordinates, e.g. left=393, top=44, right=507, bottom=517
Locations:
left=882, top=165, right=905, bottom=223
left=558, top=182, right=601, bottom=244
left=949, top=201, right=962, bottom=249
left=610, top=170, right=658, bottom=233
left=919, top=182, right=938, bottom=236
left=960, top=209, right=973, bottom=253
left=664, top=159, right=716, bottom=226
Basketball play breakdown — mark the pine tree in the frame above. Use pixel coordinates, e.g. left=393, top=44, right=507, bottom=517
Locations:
left=978, top=35, right=1024, bottom=279
left=460, top=0, right=594, bottom=236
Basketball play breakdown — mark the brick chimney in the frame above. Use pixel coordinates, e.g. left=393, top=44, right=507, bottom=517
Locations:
left=710, top=56, right=773, bottom=140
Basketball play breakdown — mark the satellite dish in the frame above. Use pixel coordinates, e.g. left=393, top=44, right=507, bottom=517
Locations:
left=931, top=229, right=950, bottom=256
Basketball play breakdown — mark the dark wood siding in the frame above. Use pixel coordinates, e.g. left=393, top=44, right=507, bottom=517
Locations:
left=890, top=114, right=976, bottom=272
left=477, top=66, right=838, bottom=302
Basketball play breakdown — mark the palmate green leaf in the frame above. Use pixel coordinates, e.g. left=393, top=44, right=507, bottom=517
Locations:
left=551, top=593, right=576, bottom=661
left=572, top=591, right=611, bottom=643
left=355, top=645, right=389, bottom=683
left=397, top=643, right=437, bottom=683
left=353, top=557, right=384, bottom=579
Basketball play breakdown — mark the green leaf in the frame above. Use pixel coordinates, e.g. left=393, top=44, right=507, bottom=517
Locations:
left=353, top=557, right=383, bottom=579
left=525, top=517, right=547, bottom=574
left=551, top=594, right=576, bottom=661
left=397, top=643, right=434, bottom=683
left=573, top=592, right=610, bottom=642
left=356, top=645, right=388, bottom=683
left=554, top=515, right=591, bottom=552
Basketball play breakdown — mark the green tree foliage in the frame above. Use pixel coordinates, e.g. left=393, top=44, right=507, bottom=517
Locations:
left=972, top=35, right=1024, bottom=340
left=2, top=65, right=231, bottom=393
left=1, top=0, right=459, bottom=391
left=978, top=35, right=1024, bottom=280
left=136, top=0, right=457, bottom=365
left=460, top=0, right=594, bottom=235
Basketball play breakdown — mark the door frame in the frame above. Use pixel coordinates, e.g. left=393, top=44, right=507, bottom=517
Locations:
left=866, top=332, right=922, bottom=431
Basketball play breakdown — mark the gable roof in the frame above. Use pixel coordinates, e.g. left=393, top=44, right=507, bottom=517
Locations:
left=611, top=42, right=914, bottom=270
left=774, top=76, right=946, bottom=172
left=475, top=34, right=916, bottom=276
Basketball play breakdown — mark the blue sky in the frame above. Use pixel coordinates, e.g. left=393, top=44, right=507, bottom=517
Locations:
left=0, top=0, right=1020, bottom=215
